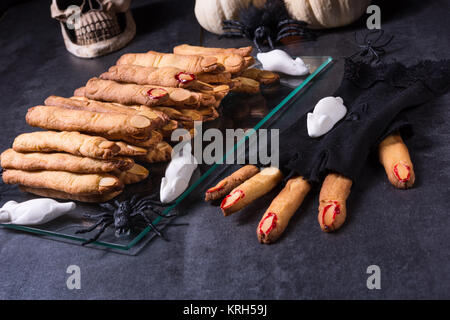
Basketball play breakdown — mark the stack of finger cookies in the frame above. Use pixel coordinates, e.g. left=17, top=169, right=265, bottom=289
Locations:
left=172, top=44, right=280, bottom=94
left=1, top=44, right=279, bottom=202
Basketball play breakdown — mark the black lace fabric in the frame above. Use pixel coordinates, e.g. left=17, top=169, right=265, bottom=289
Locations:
left=278, top=58, right=450, bottom=183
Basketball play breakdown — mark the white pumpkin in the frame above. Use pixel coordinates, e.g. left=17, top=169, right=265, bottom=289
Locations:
left=194, top=0, right=371, bottom=34
left=194, top=0, right=265, bottom=34
left=284, top=0, right=372, bottom=29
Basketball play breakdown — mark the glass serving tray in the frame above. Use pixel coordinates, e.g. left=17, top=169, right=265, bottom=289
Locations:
left=0, top=56, right=333, bottom=254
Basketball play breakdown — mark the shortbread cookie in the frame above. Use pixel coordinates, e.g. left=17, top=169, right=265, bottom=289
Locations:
left=13, top=131, right=120, bottom=160
left=113, top=163, right=149, bottom=185
left=257, top=176, right=310, bottom=244
left=1, top=149, right=133, bottom=173
left=100, top=65, right=211, bottom=91
left=205, top=165, right=260, bottom=201
left=85, top=78, right=212, bottom=108
left=26, top=105, right=153, bottom=141
left=318, top=173, right=353, bottom=232
left=3, top=169, right=123, bottom=195
left=117, top=51, right=225, bottom=74
left=206, top=53, right=247, bottom=74
left=378, top=133, right=415, bottom=189
left=84, top=78, right=169, bottom=107
left=173, top=44, right=253, bottom=57
left=208, top=84, right=231, bottom=100
left=128, top=104, right=170, bottom=122
left=178, top=109, right=203, bottom=122
left=158, top=120, right=179, bottom=138
left=197, top=106, right=219, bottom=121
left=73, top=86, right=86, bottom=97
left=241, top=68, right=280, bottom=85
left=220, top=167, right=283, bottom=216
left=197, top=72, right=232, bottom=84
left=138, top=142, right=173, bottom=163
left=173, top=43, right=253, bottom=73
left=142, top=85, right=215, bottom=108
left=243, top=56, right=255, bottom=68
left=20, top=186, right=122, bottom=203
left=115, top=142, right=148, bottom=157
left=44, top=96, right=167, bottom=128
left=152, top=107, right=194, bottom=122
left=231, top=77, right=260, bottom=94
left=126, top=130, right=163, bottom=148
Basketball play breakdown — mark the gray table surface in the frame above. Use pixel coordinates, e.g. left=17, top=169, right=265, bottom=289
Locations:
left=0, top=0, right=449, bottom=299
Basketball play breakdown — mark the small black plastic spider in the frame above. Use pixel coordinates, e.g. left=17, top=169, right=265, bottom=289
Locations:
left=75, top=194, right=176, bottom=245
left=350, top=29, right=394, bottom=63
left=220, top=0, right=316, bottom=52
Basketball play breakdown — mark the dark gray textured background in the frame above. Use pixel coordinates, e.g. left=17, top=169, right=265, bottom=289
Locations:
left=0, top=0, right=449, bottom=299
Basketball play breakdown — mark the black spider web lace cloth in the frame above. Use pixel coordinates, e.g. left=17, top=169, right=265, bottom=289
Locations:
left=277, top=58, right=450, bottom=183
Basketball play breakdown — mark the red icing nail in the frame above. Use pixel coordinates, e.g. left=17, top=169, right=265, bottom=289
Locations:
left=175, top=72, right=196, bottom=84
left=321, top=201, right=340, bottom=229
left=393, top=163, right=411, bottom=182
left=220, top=189, right=245, bottom=209
left=147, top=88, right=167, bottom=99
left=259, top=212, right=278, bottom=235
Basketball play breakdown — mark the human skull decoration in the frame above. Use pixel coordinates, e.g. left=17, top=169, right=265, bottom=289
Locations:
left=50, top=0, right=136, bottom=58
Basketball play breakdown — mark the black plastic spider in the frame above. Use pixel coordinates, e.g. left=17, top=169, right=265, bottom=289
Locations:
left=220, top=0, right=316, bottom=52
left=75, top=194, right=176, bottom=245
left=350, top=29, right=394, bottom=63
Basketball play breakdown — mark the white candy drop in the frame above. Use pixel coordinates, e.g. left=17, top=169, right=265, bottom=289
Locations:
left=160, top=142, right=198, bottom=203
left=0, top=198, right=76, bottom=225
left=307, top=96, right=347, bottom=138
left=257, top=49, right=310, bottom=76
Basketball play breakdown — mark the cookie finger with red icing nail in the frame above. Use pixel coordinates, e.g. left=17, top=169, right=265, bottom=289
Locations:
left=117, top=51, right=225, bottom=74
left=84, top=78, right=169, bottom=107
left=220, top=167, right=283, bottom=216
left=378, top=132, right=415, bottom=189
left=257, top=176, right=311, bottom=244
left=318, top=173, right=353, bottom=232
left=205, top=165, right=260, bottom=202
left=100, top=65, right=211, bottom=91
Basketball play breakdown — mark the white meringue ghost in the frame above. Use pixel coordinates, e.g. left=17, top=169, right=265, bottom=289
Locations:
left=160, top=142, right=198, bottom=203
left=256, top=49, right=310, bottom=76
left=0, top=198, right=76, bottom=225
left=307, top=96, right=347, bottom=138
